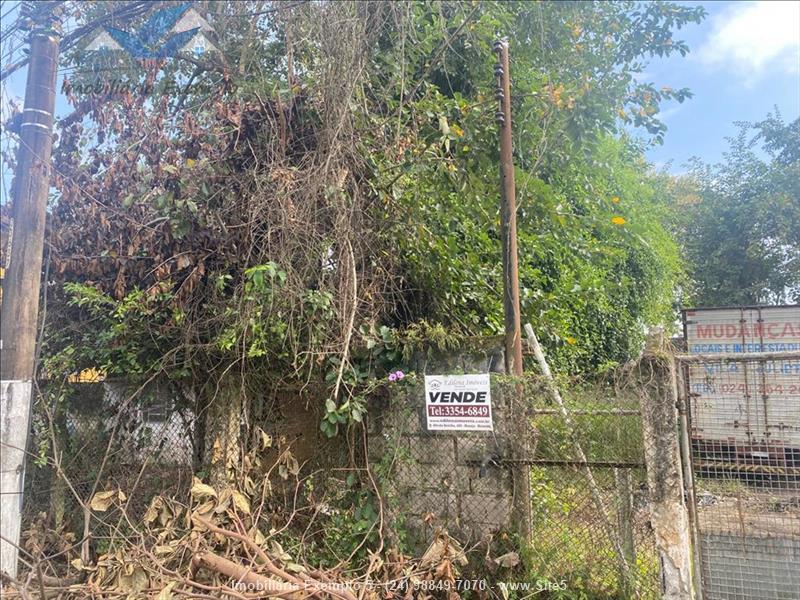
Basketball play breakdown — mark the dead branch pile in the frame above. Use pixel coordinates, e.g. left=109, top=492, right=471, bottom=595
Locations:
left=4, top=472, right=468, bottom=600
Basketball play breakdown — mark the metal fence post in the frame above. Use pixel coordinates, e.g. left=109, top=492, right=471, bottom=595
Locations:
left=637, top=336, right=694, bottom=599
left=676, top=362, right=704, bottom=600
left=615, top=467, right=637, bottom=599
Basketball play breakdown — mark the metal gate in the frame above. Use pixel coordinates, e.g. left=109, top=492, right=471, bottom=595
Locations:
left=677, top=308, right=800, bottom=600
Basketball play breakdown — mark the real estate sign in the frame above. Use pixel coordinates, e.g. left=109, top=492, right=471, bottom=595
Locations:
left=424, top=374, right=493, bottom=431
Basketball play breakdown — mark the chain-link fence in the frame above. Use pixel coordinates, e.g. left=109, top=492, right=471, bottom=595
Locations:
left=21, top=377, right=361, bottom=560
left=678, top=352, right=800, bottom=600
left=22, top=358, right=675, bottom=598
left=23, top=379, right=194, bottom=547
left=19, top=337, right=800, bottom=599
left=369, top=370, right=661, bottom=599
left=527, top=383, right=660, bottom=599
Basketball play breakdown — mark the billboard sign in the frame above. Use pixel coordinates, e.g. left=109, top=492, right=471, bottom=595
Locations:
left=682, top=305, right=800, bottom=454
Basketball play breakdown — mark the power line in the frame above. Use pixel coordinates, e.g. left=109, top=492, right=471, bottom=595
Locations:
left=1, top=32, right=27, bottom=64
left=1, top=0, right=310, bottom=82
left=222, top=1, right=308, bottom=18
left=0, top=0, right=22, bottom=23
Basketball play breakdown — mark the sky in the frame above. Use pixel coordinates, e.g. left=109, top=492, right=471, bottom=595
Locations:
left=640, top=0, right=800, bottom=172
left=1, top=0, right=799, bottom=179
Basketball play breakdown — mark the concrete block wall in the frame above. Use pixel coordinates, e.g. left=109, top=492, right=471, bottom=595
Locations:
left=368, top=344, right=521, bottom=547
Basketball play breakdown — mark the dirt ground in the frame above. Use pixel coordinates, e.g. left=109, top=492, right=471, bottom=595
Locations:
left=695, top=483, right=800, bottom=536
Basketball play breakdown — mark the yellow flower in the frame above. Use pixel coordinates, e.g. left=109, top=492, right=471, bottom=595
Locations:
left=611, top=216, right=626, bottom=225
left=611, top=196, right=620, bottom=203
left=186, top=158, right=196, bottom=168
left=566, top=336, right=577, bottom=345
left=68, top=368, right=105, bottom=383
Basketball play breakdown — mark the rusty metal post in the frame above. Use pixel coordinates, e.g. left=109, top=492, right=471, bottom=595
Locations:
left=615, top=468, right=637, bottom=599
left=494, top=39, right=524, bottom=378
left=677, top=362, right=705, bottom=600
left=493, top=39, right=532, bottom=543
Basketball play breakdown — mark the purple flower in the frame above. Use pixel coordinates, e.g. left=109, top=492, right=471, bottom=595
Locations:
left=395, top=370, right=405, bottom=380
left=388, top=373, right=398, bottom=382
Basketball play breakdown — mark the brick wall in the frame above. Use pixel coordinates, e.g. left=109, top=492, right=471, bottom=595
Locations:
left=368, top=346, right=522, bottom=548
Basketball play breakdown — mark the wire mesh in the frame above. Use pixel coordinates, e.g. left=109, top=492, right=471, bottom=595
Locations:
left=370, top=374, right=661, bottom=598
left=680, top=353, right=800, bottom=600
left=23, top=367, right=664, bottom=598
left=23, top=379, right=194, bottom=544
left=527, top=381, right=660, bottom=600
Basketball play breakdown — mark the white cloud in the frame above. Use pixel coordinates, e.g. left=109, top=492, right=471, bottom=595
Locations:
left=657, top=104, right=685, bottom=122
left=697, top=1, right=800, bottom=76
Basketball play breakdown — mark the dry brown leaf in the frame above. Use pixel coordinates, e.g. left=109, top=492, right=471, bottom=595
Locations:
left=90, top=490, right=118, bottom=512
left=143, top=496, right=163, bottom=524
left=190, top=477, right=217, bottom=499
left=156, top=582, right=176, bottom=600
left=231, top=490, right=251, bottom=515
left=117, top=565, right=148, bottom=594
left=193, top=500, right=216, bottom=516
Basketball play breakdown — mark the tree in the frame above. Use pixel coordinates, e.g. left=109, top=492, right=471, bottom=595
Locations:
left=376, top=1, right=698, bottom=371
left=677, top=112, right=800, bottom=306
left=5, top=1, right=705, bottom=479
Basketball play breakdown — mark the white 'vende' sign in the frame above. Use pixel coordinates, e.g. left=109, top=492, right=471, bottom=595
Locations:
left=424, top=374, right=493, bottom=431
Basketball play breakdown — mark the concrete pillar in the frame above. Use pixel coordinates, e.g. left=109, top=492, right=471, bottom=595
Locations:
left=637, top=338, right=694, bottom=599
left=1, top=379, right=32, bottom=578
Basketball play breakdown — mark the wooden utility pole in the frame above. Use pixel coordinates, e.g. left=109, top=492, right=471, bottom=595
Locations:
left=0, top=5, right=60, bottom=579
left=493, top=39, right=532, bottom=542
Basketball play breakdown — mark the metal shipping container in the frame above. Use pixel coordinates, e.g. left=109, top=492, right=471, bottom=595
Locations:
left=682, top=305, right=800, bottom=464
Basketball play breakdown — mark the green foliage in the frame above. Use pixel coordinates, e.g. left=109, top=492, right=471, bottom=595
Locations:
left=43, top=282, right=181, bottom=377
left=298, top=477, right=381, bottom=568
left=676, top=112, right=800, bottom=306
left=368, top=1, right=697, bottom=372
left=320, top=395, right=368, bottom=438
left=42, top=1, right=703, bottom=395
left=217, top=262, right=289, bottom=358
left=383, top=129, right=685, bottom=371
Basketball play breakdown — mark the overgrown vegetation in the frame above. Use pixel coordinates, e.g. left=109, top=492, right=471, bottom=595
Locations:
left=670, top=111, right=800, bottom=305
left=31, top=1, right=705, bottom=442
left=3, top=0, right=756, bottom=593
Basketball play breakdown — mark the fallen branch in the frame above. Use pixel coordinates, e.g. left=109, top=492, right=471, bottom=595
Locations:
left=193, top=517, right=358, bottom=600
left=192, top=552, right=301, bottom=599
